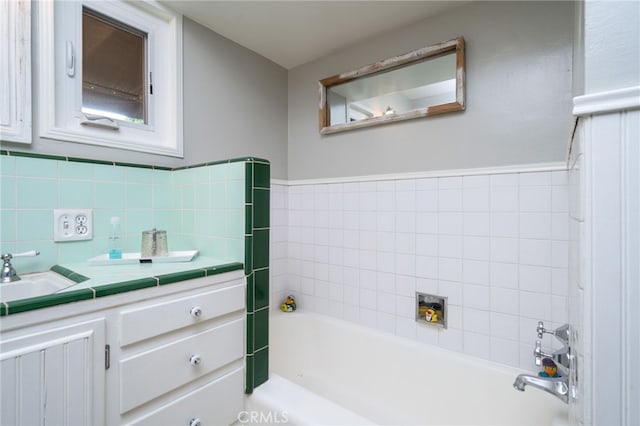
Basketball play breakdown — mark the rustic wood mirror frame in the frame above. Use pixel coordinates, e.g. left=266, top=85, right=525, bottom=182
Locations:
left=319, top=37, right=465, bottom=135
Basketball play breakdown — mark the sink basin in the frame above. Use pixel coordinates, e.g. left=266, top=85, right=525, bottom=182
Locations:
left=0, top=272, right=76, bottom=302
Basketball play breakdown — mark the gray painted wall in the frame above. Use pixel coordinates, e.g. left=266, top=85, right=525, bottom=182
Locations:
left=182, top=19, right=288, bottom=178
left=584, top=0, right=640, bottom=94
left=287, top=1, right=575, bottom=180
left=3, top=16, right=288, bottom=178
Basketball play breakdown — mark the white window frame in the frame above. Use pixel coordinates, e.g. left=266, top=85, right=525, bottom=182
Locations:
left=0, top=0, right=32, bottom=144
left=37, top=0, right=183, bottom=157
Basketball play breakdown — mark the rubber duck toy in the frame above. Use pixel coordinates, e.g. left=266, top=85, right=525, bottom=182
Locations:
left=424, top=308, right=438, bottom=322
left=538, top=357, right=559, bottom=378
left=281, top=295, right=297, bottom=312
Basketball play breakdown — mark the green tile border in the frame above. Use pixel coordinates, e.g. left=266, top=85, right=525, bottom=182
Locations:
left=0, top=262, right=244, bottom=316
left=246, top=274, right=255, bottom=312
left=245, top=354, right=255, bottom=394
left=7, top=289, right=95, bottom=315
left=254, top=269, right=269, bottom=310
left=244, top=159, right=271, bottom=394
left=202, top=262, right=244, bottom=276
left=50, top=265, right=90, bottom=283
left=92, top=278, right=159, bottom=298
left=157, top=269, right=206, bottom=285
left=254, top=346, right=269, bottom=388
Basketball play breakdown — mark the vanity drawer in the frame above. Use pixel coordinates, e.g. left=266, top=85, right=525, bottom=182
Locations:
left=127, top=367, right=243, bottom=426
left=119, top=282, right=244, bottom=346
left=119, top=318, right=243, bottom=413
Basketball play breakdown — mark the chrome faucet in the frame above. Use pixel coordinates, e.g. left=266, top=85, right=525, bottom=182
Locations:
left=513, top=373, right=569, bottom=403
left=513, top=321, right=574, bottom=404
left=537, top=321, right=570, bottom=345
left=534, top=340, right=570, bottom=372
left=533, top=322, right=572, bottom=371
left=1, top=251, right=40, bottom=283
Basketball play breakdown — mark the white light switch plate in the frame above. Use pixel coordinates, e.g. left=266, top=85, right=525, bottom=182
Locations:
left=53, top=209, right=93, bottom=242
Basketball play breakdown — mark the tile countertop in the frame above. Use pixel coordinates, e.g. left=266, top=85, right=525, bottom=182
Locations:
left=1, top=256, right=244, bottom=316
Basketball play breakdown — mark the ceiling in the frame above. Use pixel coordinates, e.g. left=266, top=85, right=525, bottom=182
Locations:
left=161, top=1, right=468, bottom=69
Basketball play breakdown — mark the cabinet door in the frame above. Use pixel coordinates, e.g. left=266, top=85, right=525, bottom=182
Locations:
left=0, top=319, right=106, bottom=425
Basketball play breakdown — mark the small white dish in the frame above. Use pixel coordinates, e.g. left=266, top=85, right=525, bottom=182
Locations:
left=88, top=250, right=198, bottom=266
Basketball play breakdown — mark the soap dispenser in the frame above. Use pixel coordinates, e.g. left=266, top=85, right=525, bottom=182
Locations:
left=109, top=216, right=123, bottom=259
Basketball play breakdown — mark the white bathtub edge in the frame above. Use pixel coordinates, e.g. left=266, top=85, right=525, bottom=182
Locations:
left=246, top=374, right=375, bottom=426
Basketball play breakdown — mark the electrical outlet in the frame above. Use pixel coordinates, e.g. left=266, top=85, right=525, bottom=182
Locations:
left=54, top=209, right=93, bottom=242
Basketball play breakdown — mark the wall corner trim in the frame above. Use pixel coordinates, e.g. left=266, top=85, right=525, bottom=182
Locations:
left=277, top=162, right=567, bottom=186
left=573, top=86, right=640, bottom=117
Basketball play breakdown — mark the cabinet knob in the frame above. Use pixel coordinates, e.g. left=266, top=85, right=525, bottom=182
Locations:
left=190, top=306, right=203, bottom=318
left=189, top=354, right=201, bottom=366
left=189, top=418, right=202, bottom=426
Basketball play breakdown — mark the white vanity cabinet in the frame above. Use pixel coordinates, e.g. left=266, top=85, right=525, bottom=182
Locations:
left=0, top=318, right=107, bottom=425
left=113, top=281, right=245, bottom=425
left=1, top=270, right=246, bottom=426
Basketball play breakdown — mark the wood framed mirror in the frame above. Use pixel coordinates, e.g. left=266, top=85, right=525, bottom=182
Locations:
left=319, top=37, right=465, bottom=134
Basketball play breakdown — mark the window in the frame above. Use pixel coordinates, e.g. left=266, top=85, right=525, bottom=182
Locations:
left=38, top=0, right=183, bottom=156
left=82, top=8, right=147, bottom=124
left=0, top=0, right=31, bottom=144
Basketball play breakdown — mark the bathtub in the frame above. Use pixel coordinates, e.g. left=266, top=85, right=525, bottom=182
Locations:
left=247, top=312, right=568, bottom=425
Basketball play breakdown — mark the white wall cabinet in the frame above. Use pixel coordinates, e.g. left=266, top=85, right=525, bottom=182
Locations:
left=0, top=271, right=245, bottom=426
left=0, top=0, right=31, bottom=143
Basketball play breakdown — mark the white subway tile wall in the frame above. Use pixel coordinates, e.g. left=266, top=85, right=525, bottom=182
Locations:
left=270, top=170, right=570, bottom=372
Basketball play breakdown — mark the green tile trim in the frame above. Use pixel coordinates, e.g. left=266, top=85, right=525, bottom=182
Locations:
left=50, top=265, right=90, bottom=283
left=1, top=262, right=243, bottom=316
left=245, top=163, right=253, bottom=203
left=243, top=159, right=270, bottom=392
left=157, top=269, right=206, bottom=285
left=245, top=205, right=253, bottom=235
left=254, top=269, right=269, bottom=311
left=254, top=308, right=269, bottom=349
left=246, top=311, right=255, bottom=353
left=245, top=354, right=255, bottom=394
left=253, top=229, right=270, bottom=270
left=246, top=274, right=255, bottom=312
left=2, top=150, right=270, bottom=172
left=253, top=189, right=270, bottom=229
left=113, top=161, right=155, bottom=169
left=93, top=277, right=158, bottom=298
left=244, top=235, right=253, bottom=275
left=172, top=157, right=269, bottom=172
left=229, top=157, right=268, bottom=164
left=6, top=289, right=95, bottom=315
left=254, top=347, right=269, bottom=388
left=253, top=162, right=270, bottom=189
left=8, top=151, right=66, bottom=161
left=202, top=262, right=244, bottom=276
left=66, top=156, right=114, bottom=166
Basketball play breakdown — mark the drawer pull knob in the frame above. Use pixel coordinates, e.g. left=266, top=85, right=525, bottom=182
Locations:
left=190, top=354, right=202, bottom=366
left=190, top=306, right=203, bottom=318
left=189, top=418, right=202, bottom=426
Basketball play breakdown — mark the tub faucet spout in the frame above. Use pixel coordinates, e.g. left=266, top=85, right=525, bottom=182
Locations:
left=513, top=374, right=568, bottom=404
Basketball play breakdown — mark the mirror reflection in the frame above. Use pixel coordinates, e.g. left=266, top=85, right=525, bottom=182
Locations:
left=319, top=37, right=465, bottom=134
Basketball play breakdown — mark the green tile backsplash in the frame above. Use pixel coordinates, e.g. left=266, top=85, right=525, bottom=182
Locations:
left=1, top=151, right=271, bottom=393
left=1, top=152, right=249, bottom=264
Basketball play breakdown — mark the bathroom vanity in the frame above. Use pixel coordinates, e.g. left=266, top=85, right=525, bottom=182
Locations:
left=0, top=265, right=245, bottom=425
